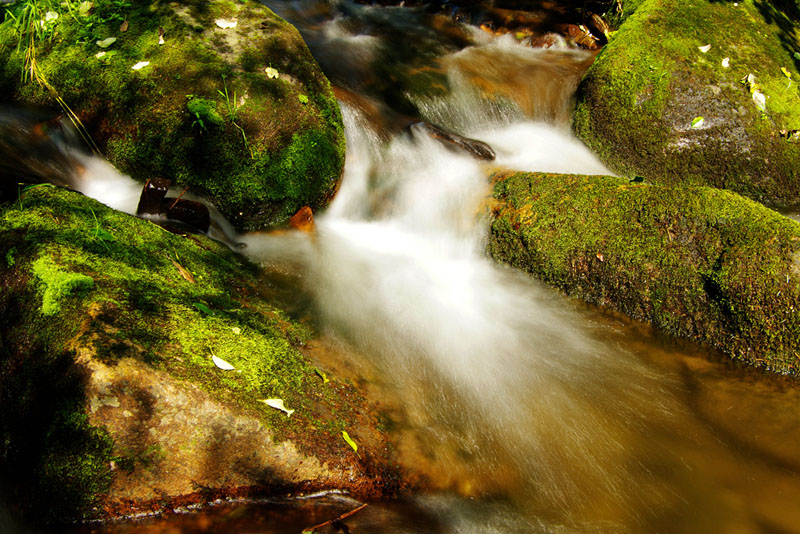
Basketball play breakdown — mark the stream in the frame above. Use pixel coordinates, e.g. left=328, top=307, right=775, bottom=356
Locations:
left=3, top=0, right=800, bottom=532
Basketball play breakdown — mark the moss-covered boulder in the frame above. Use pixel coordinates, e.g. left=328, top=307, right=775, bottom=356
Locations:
left=488, top=171, right=800, bottom=374
left=0, top=186, right=401, bottom=523
left=574, top=0, right=800, bottom=206
left=0, top=0, right=345, bottom=231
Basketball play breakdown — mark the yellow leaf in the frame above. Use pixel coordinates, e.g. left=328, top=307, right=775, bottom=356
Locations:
left=342, top=430, right=358, bottom=454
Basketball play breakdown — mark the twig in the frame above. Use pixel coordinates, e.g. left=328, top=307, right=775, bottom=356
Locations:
left=168, top=186, right=190, bottom=211
left=301, top=503, right=368, bottom=533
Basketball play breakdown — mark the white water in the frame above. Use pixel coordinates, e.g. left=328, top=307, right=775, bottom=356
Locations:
left=240, top=106, right=683, bottom=529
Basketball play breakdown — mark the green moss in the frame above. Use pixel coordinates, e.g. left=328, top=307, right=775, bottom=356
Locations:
left=0, top=0, right=345, bottom=231
left=187, top=96, right=225, bottom=127
left=574, top=0, right=800, bottom=205
left=31, top=257, right=95, bottom=315
left=1, top=186, right=378, bottom=520
left=490, top=171, right=800, bottom=374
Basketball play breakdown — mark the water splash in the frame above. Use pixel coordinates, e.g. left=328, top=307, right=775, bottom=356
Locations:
left=242, top=104, right=679, bottom=526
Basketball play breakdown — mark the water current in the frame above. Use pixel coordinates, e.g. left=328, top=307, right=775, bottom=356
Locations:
left=3, top=0, right=800, bottom=532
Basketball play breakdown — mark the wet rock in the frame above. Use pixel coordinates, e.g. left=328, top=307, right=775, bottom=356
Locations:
left=409, top=122, right=496, bottom=160
left=0, top=187, right=403, bottom=523
left=489, top=170, right=800, bottom=375
left=0, top=0, right=345, bottom=232
left=573, top=0, right=800, bottom=206
left=137, top=178, right=211, bottom=234
left=289, top=206, right=315, bottom=234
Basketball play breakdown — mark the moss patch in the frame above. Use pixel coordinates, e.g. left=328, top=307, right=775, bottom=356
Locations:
left=574, top=0, right=800, bottom=206
left=0, top=0, right=345, bottom=231
left=0, top=186, right=397, bottom=521
left=489, top=171, right=800, bottom=374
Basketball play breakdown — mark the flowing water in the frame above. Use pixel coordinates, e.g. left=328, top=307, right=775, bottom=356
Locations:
left=3, top=0, right=800, bottom=532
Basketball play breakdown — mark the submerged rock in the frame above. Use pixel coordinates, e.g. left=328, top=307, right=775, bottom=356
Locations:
left=0, top=187, right=402, bottom=523
left=573, top=0, right=800, bottom=207
left=489, top=171, right=800, bottom=374
left=0, top=0, right=345, bottom=231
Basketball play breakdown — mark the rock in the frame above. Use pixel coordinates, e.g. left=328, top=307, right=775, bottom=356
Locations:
left=489, top=170, right=800, bottom=374
left=408, top=122, right=496, bottom=160
left=289, top=206, right=315, bottom=234
left=573, top=0, right=800, bottom=207
left=0, top=0, right=346, bottom=232
left=0, top=186, right=403, bottom=523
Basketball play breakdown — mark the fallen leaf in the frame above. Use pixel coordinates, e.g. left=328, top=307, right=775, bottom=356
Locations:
left=691, top=116, right=705, bottom=128
left=193, top=302, right=214, bottom=315
left=596, top=253, right=604, bottom=262
left=171, top=259, right=195, bottom=283
left=315, top=368, right=330, bottom=384
left=95, top=51, right=106, bottom=59
left=132, top=61, right=150, bottom=71
left=78, top=1, right=92, bottom=16
left=698, top=44, right=711, bottom=53
left=212, top=354, right=235, bottom=370
left=721, top=57, right=730, bottom=68
left=781, top=67, right=792, bottom=79
left=96, top=37, right=117, bottom=48
left=265, top=66, right=279, bottom=79
left=231, top=327, right=241, bottom=335
left=261, top=398, right=294, bottom=416
left=215, top=18, right=238, bottom=29
left=120, top=19, right=129, bottom=32
left=752, top=90, right=766, bottom=111
left=342, top=431, right=358, bottom=454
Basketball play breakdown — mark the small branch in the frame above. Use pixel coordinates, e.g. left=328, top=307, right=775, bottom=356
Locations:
left=167, top=186, right=190, bottom=211
left=301, top=503, right=368, bottom=533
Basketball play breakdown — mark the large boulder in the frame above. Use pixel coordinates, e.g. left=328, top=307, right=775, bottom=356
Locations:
left=489, top=171, right=800, bottom=374
left=574, top=0, right=800, bottom=206
left=0, top=186, right=400, bottom=523
left=0, top=0, right=345, bottom=231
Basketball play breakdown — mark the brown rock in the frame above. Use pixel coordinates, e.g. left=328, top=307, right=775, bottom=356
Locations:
left=289, top=206, right=315, bottom=234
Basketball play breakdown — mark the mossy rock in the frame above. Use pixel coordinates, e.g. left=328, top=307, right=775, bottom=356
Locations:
left=574, top=0, right=800, bottom=207
left=0, top=0, right=345, bottom=231
left=0, top=186, right=400, bottom=523
left=489, top=171, right=800, bottom=374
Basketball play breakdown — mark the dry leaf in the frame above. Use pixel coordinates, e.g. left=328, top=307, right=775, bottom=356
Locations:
left=132, top=61, right=150, bottom=71
left=171, top=259, right=195, bottom=283
left=261, top=398, right=294, bottom=416
left=231, top=327, right=241, bottom=335
left=691, top=117, right=705, bottom=128
left=96, top=37, right=116, bottom=48
left=698, top=44, right=711, bottom=53
left=120, top=19, right=129, bottom=32
left=752, top=90, right=766, bottom=111
left=721, top=57, right=730, bottom=68
left=596, top=253, right=604, bottom=262
left=265, top=67, right=279, bottom=79
left=215, top=18, right=238, bottom=29
left=212, top=354, right=235, bottom=370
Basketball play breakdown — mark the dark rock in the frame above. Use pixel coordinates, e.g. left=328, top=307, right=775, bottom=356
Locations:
left=409, top=122, right=496, bottom=160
